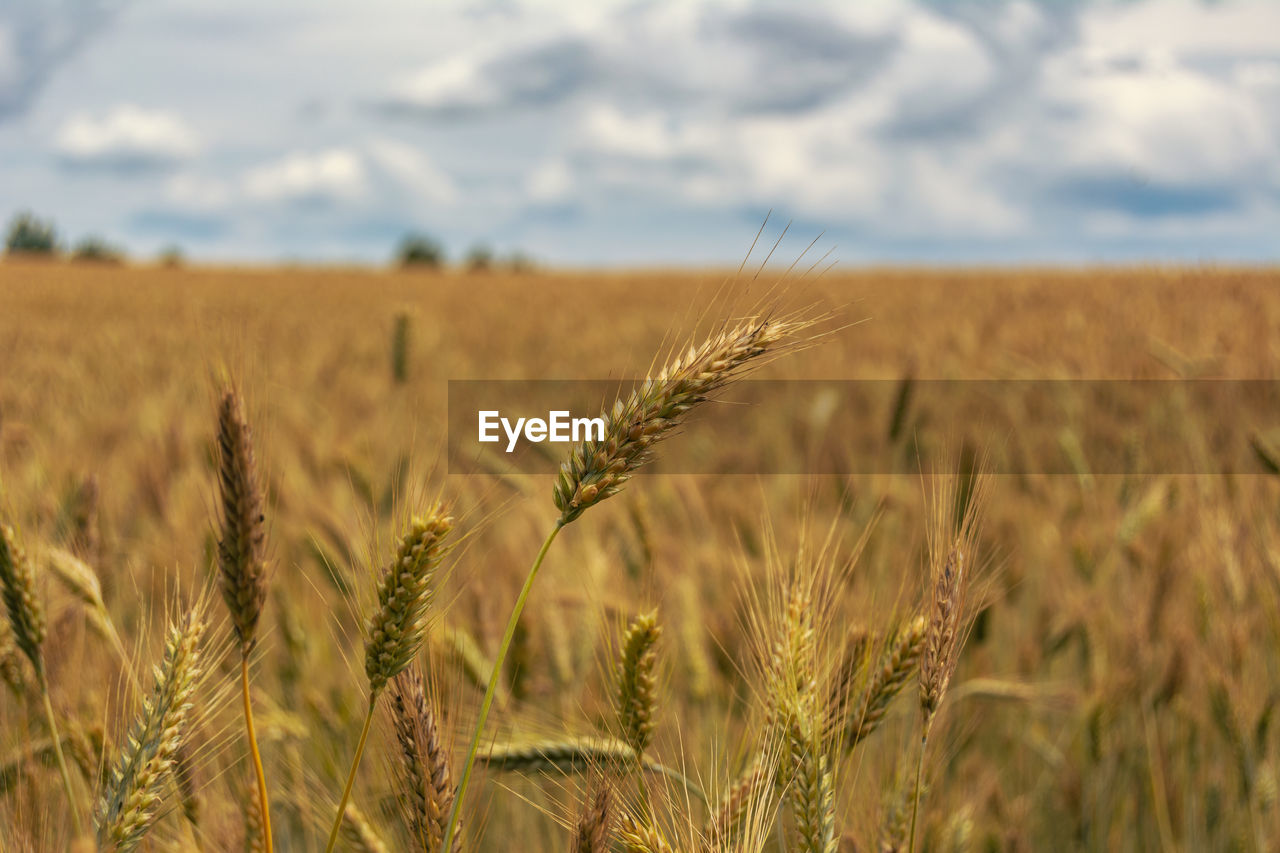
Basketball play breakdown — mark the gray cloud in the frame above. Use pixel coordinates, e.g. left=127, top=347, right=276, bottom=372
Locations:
left=376, top=4, right=898, bottom=120
left=0, top=0, right=123, bottom=121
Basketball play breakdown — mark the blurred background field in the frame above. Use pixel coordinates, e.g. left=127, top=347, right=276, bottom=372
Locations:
left=2, top=260, right=1280, bottom=850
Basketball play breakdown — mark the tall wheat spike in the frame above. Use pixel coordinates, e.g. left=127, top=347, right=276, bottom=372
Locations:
left=1, top=522, right=84, bottom=835
left=214, top=387, right=273, bottom=852
left=554, top=318, right=808, bottom=524
left=324, top=510, right=453, bottom=853
left=444, top=313, right=816, bottom=852
left=95, top=607, right=205, bottom=853
left=910, top=468, right=987, bottom=853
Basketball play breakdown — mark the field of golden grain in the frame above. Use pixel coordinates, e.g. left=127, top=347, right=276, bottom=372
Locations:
left=2, top=260, right=1279, bottom=852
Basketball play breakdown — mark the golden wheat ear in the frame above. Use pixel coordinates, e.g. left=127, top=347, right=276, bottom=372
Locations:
left=554, top=316, right=813, bottom=525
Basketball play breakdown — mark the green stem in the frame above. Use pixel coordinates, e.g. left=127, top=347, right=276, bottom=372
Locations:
left=242, top=654, right=273, bottom=853
left=908, top=722, right=931, bottom=853
left=442, top=522, right=563, bottom=852
left=324, top=693, right=378, bottom=853
left=38, top=671, right=84, bottom=838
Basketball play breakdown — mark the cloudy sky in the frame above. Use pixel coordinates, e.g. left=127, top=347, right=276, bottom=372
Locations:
left=2, top=0, right=1279, bottom=265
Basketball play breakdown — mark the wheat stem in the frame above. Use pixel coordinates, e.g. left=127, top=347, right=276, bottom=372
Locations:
left=242, top=654, right=273, bottom=853
left=40, top=675, right=84, bottom=837
left=325, top=693, right=378, bottom=853
left=443, top=522, right=562, bottom=852
left=908, top=725, right=930, bottom=853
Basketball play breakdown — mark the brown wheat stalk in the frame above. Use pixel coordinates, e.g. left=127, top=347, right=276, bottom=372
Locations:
left=214, top=387, right=273, bottom=853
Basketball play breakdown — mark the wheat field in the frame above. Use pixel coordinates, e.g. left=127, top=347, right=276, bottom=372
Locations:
left=1, top=259, right=1279, bottom=851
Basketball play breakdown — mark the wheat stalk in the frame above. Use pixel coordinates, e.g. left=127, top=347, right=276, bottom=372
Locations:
left=342, top=802, right=390, bottom=853
left=846, top=617, right=926, bottom=749
left=478, top=736, right=706, bottom=803
left=95, top=607, right=205, bottom=852
left=387, top=667, right=457, bottom=852
left=704, top=761, right=769, bottom=848
left=0, top=523, right=46, bottom=678
left=0, top=614, right=25, bottom=697
left=443, top=313, right=815, bottom=852
left=572, top=779, right=614, bottom=853
left=43, top=544, right=137, bottom=690
left=619, top=812, right=675, bottom=853
left=554, top=318, right=806, bottom=525
left=1, top=522, right=84, bottom=835
left=214, top=387, right=274, bottom=853
left=910, top=467, right=987, bottom=853
left=324, top=509, right=453, bottom=853
left=788, top=716, right=837, bottom=853
left=617, top=610, right=661, bottom=758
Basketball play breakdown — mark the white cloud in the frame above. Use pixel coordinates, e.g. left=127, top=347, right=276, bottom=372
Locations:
left=526, top=159, right=573, bottom=202
left=243, top=148, right=368, bottom=203
left=54, top=104, right=199, bottom=169
left=9, top=0, right=1280, bottom=262
left=1055, top=64, right=1272, bottom=183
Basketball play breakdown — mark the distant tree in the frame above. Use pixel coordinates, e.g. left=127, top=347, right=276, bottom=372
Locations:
left=464, top=243, right=494, bottom=272
left=158, top=245, right=185, bottom=267
left=71, top=235, right=125, bottom=264
left=504, top=250, right=537, bottom=274
left=396, top=233, right=446, bottom=268
left=5, top=211, right=59, bottom=255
